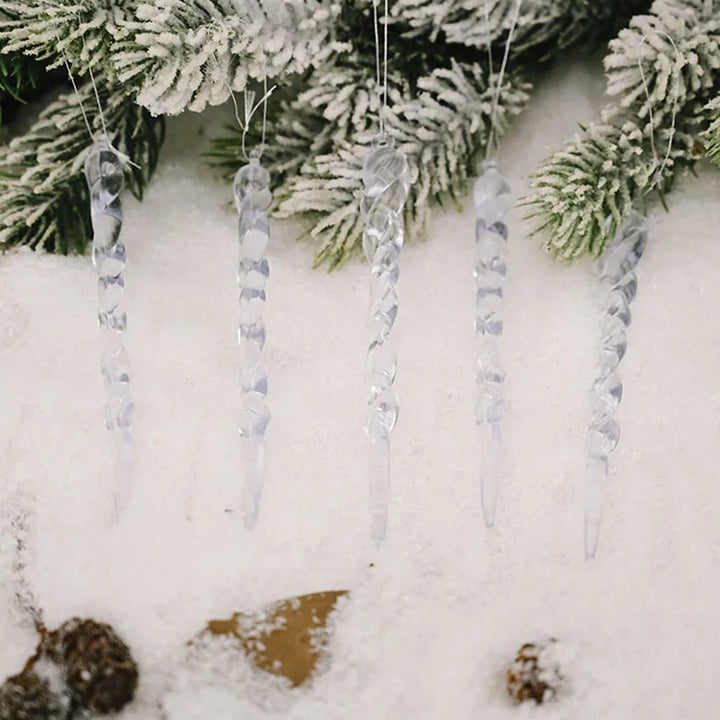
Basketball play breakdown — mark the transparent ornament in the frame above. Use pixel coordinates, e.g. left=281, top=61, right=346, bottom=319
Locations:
left=84, top=135, right=133, bottom=517
left=474, top=161, right=511, bottom=528
left=363, top=136, right=410, bottom=542
left=585, top=210, right=648, bottom=559
left=234, top=151, right=272, bottom=529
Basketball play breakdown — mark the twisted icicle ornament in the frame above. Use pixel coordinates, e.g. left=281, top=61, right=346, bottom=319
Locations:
left=585, top=210, right=647, bottom=559
left=473, top=162, right=511, bottom=527
left=362, top=136, right=411, bottom=541
left=85, top=135, right=133, bottom=514
left=234, top=150, right=272, bottom=528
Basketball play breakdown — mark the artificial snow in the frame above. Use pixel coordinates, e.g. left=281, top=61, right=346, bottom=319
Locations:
left=2, top=56, right=720, bottom=718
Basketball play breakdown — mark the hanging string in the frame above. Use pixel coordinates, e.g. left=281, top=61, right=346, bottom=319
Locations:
left=56, top=42, right=93, bottom=142
left=211, top=53, right=275, bottom=161
left=705, top=0, right=713, bottom=16
left=371, top=0, right=389, bottom=136
left=637, top=31, right=680, bottom=193
left=88, top=64, right=108, bottom=139
left=372, top=1, right=381, bottom=131
left=486, top=0, right=523, bottom=159
left=484, top=1, right=493, bottom=76
left=383, top=0, right=389, bottom=132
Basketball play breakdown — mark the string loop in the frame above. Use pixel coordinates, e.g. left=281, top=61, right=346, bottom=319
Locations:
left=211, top=53, right=276, bottom=161
left=371, top=0, right=389, bottom=136
left=486, top=0, right=523, bottom=160
left=637, top=30, right=680, bottom=194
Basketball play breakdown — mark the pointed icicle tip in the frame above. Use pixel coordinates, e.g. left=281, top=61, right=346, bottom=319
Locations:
left=482, top=501, right=496, bottom=528
left=584, top=521, right=600, bottom=560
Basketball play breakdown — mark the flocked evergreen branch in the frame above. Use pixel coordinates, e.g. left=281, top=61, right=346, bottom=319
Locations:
left=0, top=52, right=39, bottom=123
left=0, top=73, right=164, bottom=253
left=392, top=0, right=653, bottom=57
left=527, top=0, right=720, bottom=259
left=706, top=96, right=720, bottom=164
left=0, top=0, right=346, bottom=116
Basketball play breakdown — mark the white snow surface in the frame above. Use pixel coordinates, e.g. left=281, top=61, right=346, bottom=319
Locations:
left=2, top=58, right=720, bottom=718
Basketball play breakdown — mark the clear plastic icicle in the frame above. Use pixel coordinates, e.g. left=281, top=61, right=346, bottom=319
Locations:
left=363, top=136, right=411, bottom=541
left=585, top=210, right=648, bottom=559
left=234, top=149, right=272, bottom=529
left=85, top=135, right=133, bottom=516
left=473, top=162, right=511, bottom=527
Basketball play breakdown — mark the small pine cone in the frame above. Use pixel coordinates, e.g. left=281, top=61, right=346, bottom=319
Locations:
left=40, top=618, right=138, bottom=714
left=0, top=667, right=70, bottom=720
left=506, top=639, right=563, bottom=705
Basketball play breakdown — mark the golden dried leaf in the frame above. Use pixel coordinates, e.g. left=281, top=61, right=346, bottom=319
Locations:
left=198, top=590, right=348, bottom=688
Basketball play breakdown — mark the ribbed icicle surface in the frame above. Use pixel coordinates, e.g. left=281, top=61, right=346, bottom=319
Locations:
left=84, top=135, right=133, bottom=516
left=234, top=151, right=272, bottom=529
left=585, top=210, right=648, bottom=559
left=473, top=162, right=511, bottom=528
left=362, top=136, right=411, bottom=542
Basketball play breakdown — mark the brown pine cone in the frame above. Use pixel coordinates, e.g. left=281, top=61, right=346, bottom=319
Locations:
left=39, top=618, right=138, bottom=714
left=0, top=667, right=70, bottom=720
left=506, top=638, right=564, bottom=705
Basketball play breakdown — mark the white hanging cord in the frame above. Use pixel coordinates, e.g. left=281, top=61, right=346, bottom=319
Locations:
left=211, top=53, right=276, bottom=161
left=486, top=0, right=523, bottom=159
left=383, top=0, right=389, bottom=131
left=705, top=0, right=713, bottom=16
left=484, top=1, right=493, bottom=76
left=241, top=77, right=276, bottom=161
left=372, top=0, right=389, bottom=136
left=637, top=31, right=680, bottom=192
left=87, top=64, right=108, bottom=139
left=372, top=2, right=381, bottom=124
left=57, top=43, right=93, bottom=142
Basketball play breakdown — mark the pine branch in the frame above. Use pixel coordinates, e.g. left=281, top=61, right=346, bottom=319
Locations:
left=0, top=52, right=37, bottom=103
left=527, top=0, right=720, bottom=259
left=706, top=97, right=720, bottom=164
left=0, top=0, right=346, bottom=116
left=392, top=0, right=653, bottom=57
left=0, top=73, right=164, bottom=253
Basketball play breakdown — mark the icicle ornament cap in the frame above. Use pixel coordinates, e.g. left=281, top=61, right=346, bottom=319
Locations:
left=84, top=135, right=125, bottom=208
left=233, top=150, right=272, bottom=213
left=473, top=161, right=511, bottom=227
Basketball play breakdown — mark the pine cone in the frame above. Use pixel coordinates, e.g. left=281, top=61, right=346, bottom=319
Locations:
left=0, top=667, right=70, bottom=720
left=506, top=639, right=563, bottom=705
left=39, top=618, right=138, bottom=714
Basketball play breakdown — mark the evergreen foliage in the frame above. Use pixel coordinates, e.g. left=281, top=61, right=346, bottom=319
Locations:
left=707, top=97, right=720, bottom=164
left=0, top=74, right=164, bottom=253
left=0, top=52, right=38, bottom=124
left=527, top=0, right=720, bottom=259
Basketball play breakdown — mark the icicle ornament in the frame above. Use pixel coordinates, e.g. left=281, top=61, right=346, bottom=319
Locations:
left=85, top=135, right=133, bottom=515
left=585, top=210, right=647, bottom=559
left=362, top=136, right=411, bottom=541
left=234, top=150, right=272, bottom=529
left=473, top=162, right=511, bottom=527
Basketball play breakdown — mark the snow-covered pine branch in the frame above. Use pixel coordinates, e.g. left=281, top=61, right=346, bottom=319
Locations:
left=0, top=0, right=346, bottom=116
left=527, top=0, right=720, bottom=259
left=0, top=74, right=164, bottom=253
left=707, top=96, right=720, bottom=164
left=274, top=59, right=529, bottom=268
left=391, top=0, right=652, bottom=54
left=112, top=0, right=346, bottom=115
